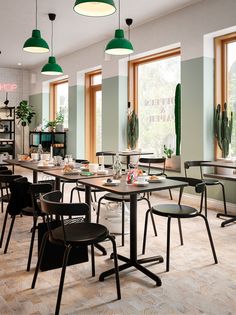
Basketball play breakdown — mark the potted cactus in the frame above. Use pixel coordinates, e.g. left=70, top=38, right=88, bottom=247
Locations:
left=127, top=110, right=139, bottom=150
left=214, top=103, right=233, bottom=158
left=214, top=103, right=233, bottom=175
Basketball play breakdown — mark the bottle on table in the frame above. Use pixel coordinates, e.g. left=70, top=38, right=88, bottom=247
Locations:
left=37, top=144, right=43, bottom=160
left=113, top=153, right=122, bottom=179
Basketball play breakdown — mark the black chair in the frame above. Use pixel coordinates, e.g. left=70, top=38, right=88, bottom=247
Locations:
left=184, top=160, right=227, bottom=217
left=0, top=168, right=12, bottom=213
left=27, top=182, right=53, bottom=271
left=31, top=190, right=121, bottom=315
left=96, top=151, right=116, bottom=168
left=139, top=157, right=172, bottom=200
left=0, top=173, right=23, bottom=248
left=142, top=176, right=218, bottom=272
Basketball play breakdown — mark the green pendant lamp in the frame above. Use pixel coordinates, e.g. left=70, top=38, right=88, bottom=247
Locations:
left=105, top=0, right=133, bottom=55
left=41, top=14, right=63, bottom=76
left=73, top=0, right=116, bottom=17
left=23, top=0, right=49, bottom=53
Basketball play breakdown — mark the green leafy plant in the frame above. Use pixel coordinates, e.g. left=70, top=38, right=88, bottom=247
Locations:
left=15, top=100, right=36, bottom=127
left=45, top=120, right=57, bottom=131
left=214, top=103, right=233, bottom=158
left=55, top=111, right=64, bottom=124
left=127, top=111, right=139, bottom=150
left=163, top=145, right=174, bottom=159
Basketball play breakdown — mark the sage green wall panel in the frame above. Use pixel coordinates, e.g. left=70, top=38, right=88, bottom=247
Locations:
left=102, top=77, right=119, bottom=151
left=29, top=93, right=43, bottom=129
left=118, top=76, right=128, bottom=150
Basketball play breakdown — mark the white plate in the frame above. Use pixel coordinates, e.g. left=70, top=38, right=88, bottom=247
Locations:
left=37, top=164, right=54, bottom=169
left=133, top=181, right=149, bottom=187
left=103, top=179, right=120, bottom=186
left=148, top=176, right=165, bottom=183
left=97, top=169, right=109, bottom=175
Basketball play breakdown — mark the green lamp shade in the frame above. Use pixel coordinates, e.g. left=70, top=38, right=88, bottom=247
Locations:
left=23, top=29, right=49, bottom=53
left=73, top=0, right=116, bottom=16
left=41, top=56, right=63, bottom=75
left=105, top=29, right=134, bottom=55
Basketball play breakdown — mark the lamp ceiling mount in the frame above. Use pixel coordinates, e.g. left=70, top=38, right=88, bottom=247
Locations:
left=48, top=13, right=56, bottom=21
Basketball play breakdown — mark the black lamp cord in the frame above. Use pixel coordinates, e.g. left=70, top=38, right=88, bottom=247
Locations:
left=118, top=0, right=120, bottom=29
left=51, top=19, right=54, bottom=56
left=35, top=0, right=38, bottom=29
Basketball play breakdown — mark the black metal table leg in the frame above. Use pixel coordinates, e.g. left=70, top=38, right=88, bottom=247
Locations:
left=216, top=213, right=236, bottom=227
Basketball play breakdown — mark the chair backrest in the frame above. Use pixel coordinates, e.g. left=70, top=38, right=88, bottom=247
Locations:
left=40, top=190, right=90, bottom=243
left=167, top=176, right=205, bottom=210
left=139, top=157, right=166, bottom=175
left=75, top=159, right=90, bottom=164
left=184, top=160, right=211, bottom=179
left=30, top=183, right=53, bottom=215
left=7, top=176, right=32, bottom=215
left=96, top=151, right=116, bottom=167
left=0, top=166, right=9, bottom=172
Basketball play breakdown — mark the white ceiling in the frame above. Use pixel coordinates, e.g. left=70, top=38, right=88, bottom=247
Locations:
left=0, top=0, right=200, bottom=70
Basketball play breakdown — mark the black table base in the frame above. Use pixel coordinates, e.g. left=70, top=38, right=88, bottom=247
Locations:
left=99, top=253, right=163, bottom=286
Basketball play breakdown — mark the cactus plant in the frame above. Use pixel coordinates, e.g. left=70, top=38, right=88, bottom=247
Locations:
left=214, top=103, right=233, bottom=158
left=174, top=83, right=181, bottom=156
left=127, top=110, right=139, bottom=150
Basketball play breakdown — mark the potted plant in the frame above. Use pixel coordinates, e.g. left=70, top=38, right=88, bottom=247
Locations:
left=214, top=103, right=233, bottom=175
left=45, top=120, right=57, bottom=132
left=127, top=110, right=139, bottom=150
left=55, top=111, right=64, bottom=132
left=15, top=100, right=36, bottom=154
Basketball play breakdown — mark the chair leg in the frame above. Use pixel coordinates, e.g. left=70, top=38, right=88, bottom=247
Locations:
left=204, top=187, right=208, bottom=218
left=143, top=197, right=157, bottom=236
left=177, top=218, right=183, bottom=246
left=27, top=216, right=38, bottom=271
left=61, top=182, right=65, bottom=202
left=91, top=244, right=95, bottom=277
left=107, top=235, right=121, bottom=300
left=169, top=189, right=173, bottom=200
left=142, top=209, right=150, bottom=255
left=4, top=215, right=16, bottom=254
left=220, top=183, right=227, bottom=215
left=96, top=196, right=105, bottom=224
left=70, top=187, right=82, bottom=203
left=55, top=245, right=72, bottom=315
left=0, top=209, right=9, bottom=248
left=166, top=217, right=171, bottom=272
left=198, top=214, right=218, bottom=264
left=31, top=231, right=49, bottom=289
left=121, top=201, right=125, bottom=246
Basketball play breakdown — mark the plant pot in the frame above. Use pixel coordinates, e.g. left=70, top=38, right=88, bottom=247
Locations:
left=165, top=155, right=181, bottom=170
left=56, top=124, right=64, bottom=132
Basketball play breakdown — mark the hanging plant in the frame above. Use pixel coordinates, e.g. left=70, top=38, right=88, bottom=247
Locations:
left=127, top=110, right=139, bottom=150
left=15, top=100, right=36, bottom=126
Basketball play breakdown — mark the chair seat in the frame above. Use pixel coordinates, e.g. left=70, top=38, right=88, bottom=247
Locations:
left=103, top=192, right=142, bottom=202
left=152, top=204, right=198, bottom=218
left=203, top=179, right=220, bottom=185
left=51, top=222, right=109, bottom=245
left=73, top=184, right=103, bottom=193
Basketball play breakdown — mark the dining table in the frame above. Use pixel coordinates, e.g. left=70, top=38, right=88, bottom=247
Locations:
left=76, top=175, right=188, bottom=286
left=118, top=150, right=153, bottom=169
left=201, top=160, right=236, bottom=227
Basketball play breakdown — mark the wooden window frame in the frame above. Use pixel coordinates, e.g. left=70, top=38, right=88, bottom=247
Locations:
left=49, top=78, right=69, bottom=122
left=128, top=48, right=181, bottom=113
left=85, top=69, right=102, bottom=161
left=214, top=32, right=236, bottom=157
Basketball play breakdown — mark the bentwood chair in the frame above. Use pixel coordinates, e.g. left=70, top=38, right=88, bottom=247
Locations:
left=96, top=151, right=116, bottom=168
left=142, top=176, right=218, bottom=272
left=31, top=190, right=121, bottom=315
left=184, top=160, right=227, bottom=217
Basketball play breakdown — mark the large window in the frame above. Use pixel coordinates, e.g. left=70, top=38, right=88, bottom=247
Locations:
left=85, top=70, right=102, bottom=162
left=130, top=49, right=181, bottom=156
left=215, top=33, right=236, bottom=157
left=50, top=79, right=69, bottom=129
